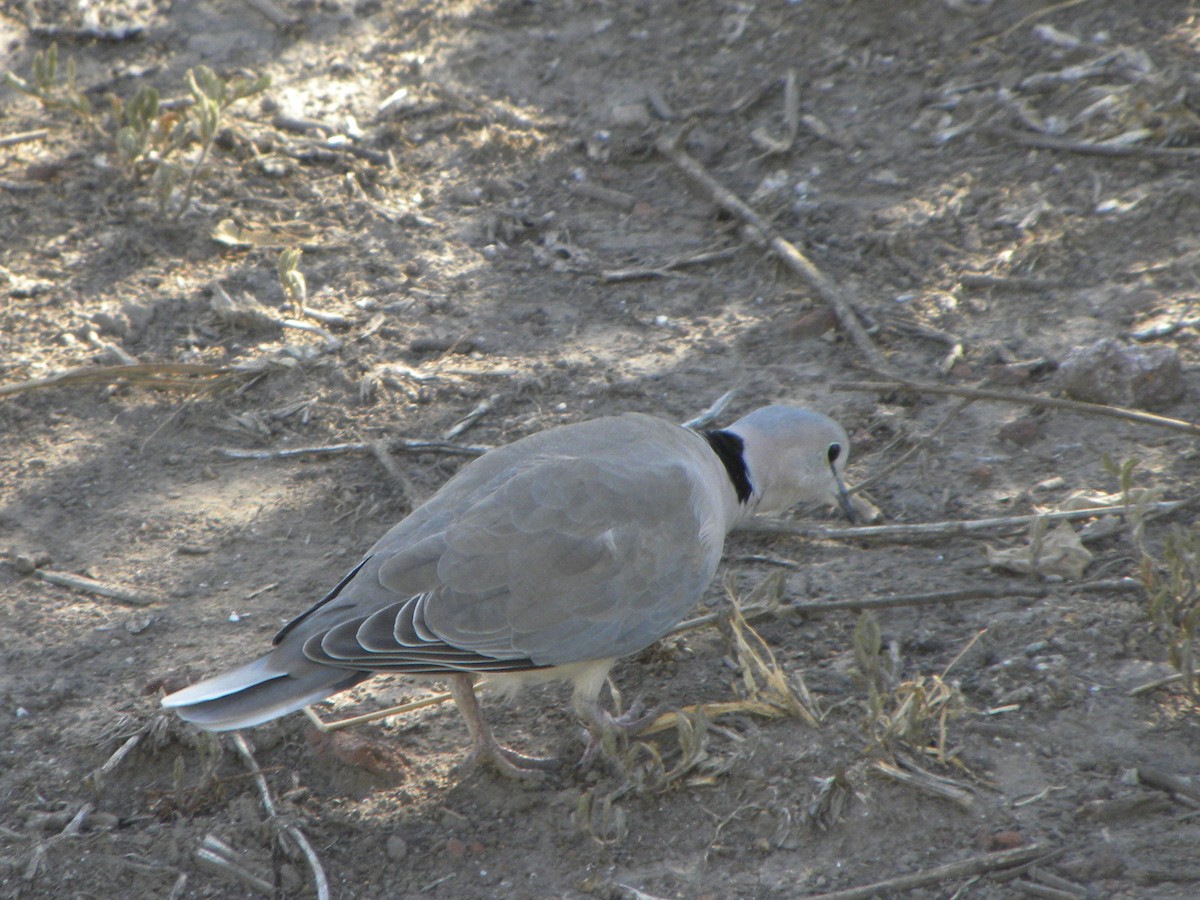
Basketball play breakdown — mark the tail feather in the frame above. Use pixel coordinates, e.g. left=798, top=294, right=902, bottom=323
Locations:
left=162, top=654, right=368, bottom=732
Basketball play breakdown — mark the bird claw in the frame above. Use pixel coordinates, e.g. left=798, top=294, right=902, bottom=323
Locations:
left=463, top=739, right=559, bottom=780
left=577, top=698, right=660, bottom=770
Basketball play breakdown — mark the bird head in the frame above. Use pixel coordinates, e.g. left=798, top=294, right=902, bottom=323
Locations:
left=727, top=406, right=855, bottom=521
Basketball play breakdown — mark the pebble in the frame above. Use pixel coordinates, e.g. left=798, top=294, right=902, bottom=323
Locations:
left=609, top=101, right=650, bottom=129
left=1059, top=338, right=1184, bottom=410
left=385, top=834, right=409, bottom=861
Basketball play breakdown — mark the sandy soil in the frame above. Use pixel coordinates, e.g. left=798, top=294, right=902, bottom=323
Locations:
left=2, top=1, right=1199, bottom=897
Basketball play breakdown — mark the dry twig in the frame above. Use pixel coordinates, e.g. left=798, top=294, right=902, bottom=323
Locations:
left=88, top=734, right=142, bottom=788
left=833, top=379, right=1200, bottom=437
left=368, top=440, right=417, bottom=508
left=229, top=733, right=330, bottom=900
left=984, top=126, right=1200, bottom=160
left=600, top=247, right=738, bottom=282
left=195, top=834, right=275, bottom=895
left=790, top=577, right=1139, bottom=614
left=656, top=133, right=895, bottom=376
left=682, top=388, right=740, bottom=431
left=218, top=437, right=492, bottom=461
left=738, top=498, right=1195, bottom=543
left=32, top=568, right=158, bottom=606
left=0, top=128, right=50, bottom=147
left=871, top=759, right=974, bottom=809
left=0, top=363, right=242, bottom=398
left=443, top=394, right=500, bottom=439
left=805, top=844, right=1048, bottom=900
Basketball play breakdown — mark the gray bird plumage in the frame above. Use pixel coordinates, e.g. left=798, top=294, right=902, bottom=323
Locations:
left=163, top=406, right=852, bottom=774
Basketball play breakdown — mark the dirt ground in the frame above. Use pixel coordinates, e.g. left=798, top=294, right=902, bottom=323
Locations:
left=3, top=0, right=1200, bottom=897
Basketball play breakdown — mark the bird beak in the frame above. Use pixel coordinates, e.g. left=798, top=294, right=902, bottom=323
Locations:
left=835, top=478, right=856, bottom=523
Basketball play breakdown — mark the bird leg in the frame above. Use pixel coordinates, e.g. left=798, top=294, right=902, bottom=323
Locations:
left=576, top=695, right=660, bottom=771
left=447, top=674, right=558, bottom=779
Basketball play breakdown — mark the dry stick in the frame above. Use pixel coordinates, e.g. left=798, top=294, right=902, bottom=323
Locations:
left=1128, top=672, right=1184, bottom=696
left=0, top=129, right=50, bottom=147
left=196, top=835, right=275, bottom=895
left=229, top=733, right=330, bottom=900
left=789, top=577, right=1140, bottom=614
left=1025, top=868, right=1092, bottom=898
left=833, top=380, right=1200, bottom=437
left=737, top=498, right=1194, bottom=542
left=443, top=393, right=500, bottom=439
left=1008, top=879, right=1080, bottom=900
left=0, top=362, right=236, bottom=398
left=656, top=134, right=896, bottom=377
left=1139, top=767, right=1200, bottom=804
left=32, top=568, right=158, bottom=606
left=984, top=126, right=1200, bottom=161
left=89, top=734, right=142, bottom=787
left=682, top=388, right=740, bottom=431
left=805, top=844, right=1048, bottom=900
left=601, top=246, right=739, bottom=282
left=218, top=437, right=492, bottom=461
left=368, top=440, right=417, bottom=509
left=872, top=760, right=974, bottom=809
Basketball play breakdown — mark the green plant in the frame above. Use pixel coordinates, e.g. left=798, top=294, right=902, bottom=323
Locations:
left=4, top=43, right=94, bottom=124
left=165, top=66, right=270, bottom=217
left=1142, top=527, right=1200, bottom=696
left=6, top=46, right=269, bottom=217
left=1105, top=456, right=1199, bottom=696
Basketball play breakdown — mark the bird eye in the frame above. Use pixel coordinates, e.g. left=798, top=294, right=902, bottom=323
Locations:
left=827, top=443, right=841, bottom=466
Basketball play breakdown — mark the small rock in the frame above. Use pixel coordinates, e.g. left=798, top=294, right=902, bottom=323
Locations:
left=10, top=549, right=51, bottom=574
left=278, top=863, right=304, bottom=894
left=409, top=334, right=483, bottom=355
left=1033, top=476, right=1065, bottom=491
left=124, top=614, right=155, bottom=634
left=967, top=464, right=994, bottom=485
left=121, top=301, right=154, bottom=338
left=92, top=307, right=131, bottom=338
left=1059, top=338, right=1184, bottom=410
left=982, top=830, right=1026, bottom=851
left=89, top=812, right=120, bottom=831
left=609, top=101, right=650, bottom=129
left=783, top=308, right=839, bottom=339
left=997, top=416, right=1042, bottom=446
left=385, top=834, right=409, bottom=861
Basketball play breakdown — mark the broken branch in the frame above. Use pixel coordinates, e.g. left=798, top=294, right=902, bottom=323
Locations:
left=832, top=379, right=1200, bottom=437
left=656, top=133, right=896, bottom=376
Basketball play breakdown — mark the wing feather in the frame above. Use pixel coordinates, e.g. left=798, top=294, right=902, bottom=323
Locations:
left=281, top=414, right=728, bottom=674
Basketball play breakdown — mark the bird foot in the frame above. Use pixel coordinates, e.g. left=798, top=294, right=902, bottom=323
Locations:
left=463, top=734, right=560, bottom=780
left=577, top=698, right=660, bottom=770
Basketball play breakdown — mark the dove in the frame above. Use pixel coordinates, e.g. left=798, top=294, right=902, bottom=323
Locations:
left=163, top=406, right=853, bottom=777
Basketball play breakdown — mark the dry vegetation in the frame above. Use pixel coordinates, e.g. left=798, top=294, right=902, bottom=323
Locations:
left=2, top=1, right=1200, bottom=897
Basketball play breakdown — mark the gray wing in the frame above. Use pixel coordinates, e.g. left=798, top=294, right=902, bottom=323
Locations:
left=304, top=453, right=719, bottom=672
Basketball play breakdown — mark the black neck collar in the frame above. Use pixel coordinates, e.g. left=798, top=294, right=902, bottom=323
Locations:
left=703, top=429, right=753, bottom=504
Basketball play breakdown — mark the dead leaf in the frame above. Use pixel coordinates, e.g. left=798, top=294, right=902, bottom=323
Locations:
left=211, top=218, right=320, bottom=249
left=986, top=522, right=1092, bottom=580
